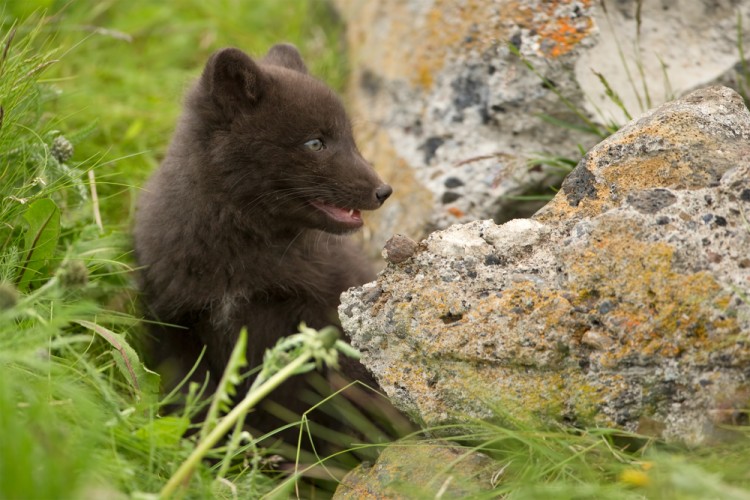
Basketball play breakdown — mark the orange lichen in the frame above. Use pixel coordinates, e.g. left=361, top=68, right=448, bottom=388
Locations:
left=416, top=62, right=435, bottom=89
left=342, top=0, right=595, bottom=91
left=537, top=4, right=594, bottom=58
left=567, top=223, right=744, bottom=367
left=389, top=217, right=744, bottom=425
left=534, top=103, right=742, bottom=224
left=441, top=360, right=606, bottom=425
left=447, top=206, right=465, bottom=218
left=509, top=0, right=595, bottom=58
left=410, top=0, right=508, bottom=88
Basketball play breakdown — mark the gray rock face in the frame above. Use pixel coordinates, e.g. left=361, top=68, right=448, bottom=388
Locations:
left=333, top=0, right=750, bottom=252
left=576, top=0, right=750, bottom=123
left=340, top=87, right=750, bottom=444
left=333, top=441, right=494, bottom=499
left=334, top=0, right=601, bottom=249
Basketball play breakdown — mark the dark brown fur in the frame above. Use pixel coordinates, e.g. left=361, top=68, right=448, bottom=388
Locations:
left=133, top=45, right=391, bottom=427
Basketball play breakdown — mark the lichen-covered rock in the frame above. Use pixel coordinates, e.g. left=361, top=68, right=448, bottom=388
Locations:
left=333, top=0, right=750, bottom=252
left=340, top=87, right=750, bottom=444
left=333, top=441, right=494, bottom=499
left=334, top=0, right=601, bottom=249
left=536, top=86, right=750, bottom=223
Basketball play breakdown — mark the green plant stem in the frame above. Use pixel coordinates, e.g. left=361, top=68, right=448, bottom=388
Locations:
left=160, top=353, right=311, bottom=499
left=216, top=412, right=249, bottom=480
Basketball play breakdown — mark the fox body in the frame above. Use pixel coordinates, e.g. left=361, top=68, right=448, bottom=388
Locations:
left=133, top=45, right=391, bottom=413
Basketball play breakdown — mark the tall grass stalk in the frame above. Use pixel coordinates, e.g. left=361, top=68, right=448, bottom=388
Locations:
left=161, top=324, right=351, bottom=498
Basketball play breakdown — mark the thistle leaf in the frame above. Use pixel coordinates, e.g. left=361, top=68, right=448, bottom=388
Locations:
left=16, top=198, right=60, bottom=292
left=135, top=416, right=191, bottom=447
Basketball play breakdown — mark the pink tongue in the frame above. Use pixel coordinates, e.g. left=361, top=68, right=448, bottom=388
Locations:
left=311, top=200, right=362, bottom=223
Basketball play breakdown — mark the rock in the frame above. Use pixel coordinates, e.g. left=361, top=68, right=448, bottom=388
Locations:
left=576, top=1, right=750, bottom=123
left=382, top=234, right=419, bottom=264
left=339, top=87, right=750, bottom=445
left=333, top=441, right=495, bottom=499
left=333, top=0, right=601, bottom=249
left=536, top=86, right=750, bottom=223
left=333, top=1, right=750, bottom=251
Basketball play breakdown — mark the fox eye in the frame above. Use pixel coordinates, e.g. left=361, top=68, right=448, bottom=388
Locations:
left=304, top=138, right=325, bottom=151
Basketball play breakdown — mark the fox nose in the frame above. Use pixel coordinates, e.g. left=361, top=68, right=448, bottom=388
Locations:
left=375, top=184, right=393, bottom=205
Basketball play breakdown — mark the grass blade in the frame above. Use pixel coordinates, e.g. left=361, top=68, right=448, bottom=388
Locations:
left=75, top=319, right=160, bottom=404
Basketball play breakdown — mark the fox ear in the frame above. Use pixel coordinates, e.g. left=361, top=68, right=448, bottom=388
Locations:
left=202, top=48, right=265, bottom=114
left=263, top=43, right=308, bottom=74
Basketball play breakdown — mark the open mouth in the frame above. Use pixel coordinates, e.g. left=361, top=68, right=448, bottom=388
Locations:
left=310, top=199, right=363, bottom=228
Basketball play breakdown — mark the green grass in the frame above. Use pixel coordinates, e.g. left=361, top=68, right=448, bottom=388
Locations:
left=9, top=0, right=347, bottom=222
left=2, top=2, right=750, bottom=499
left=463, top=419, right=750, bottom=499
left=0, top=3, right=356, bottom=498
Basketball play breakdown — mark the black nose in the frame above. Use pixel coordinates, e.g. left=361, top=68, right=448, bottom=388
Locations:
left=375, top=184, right=393, bottom=205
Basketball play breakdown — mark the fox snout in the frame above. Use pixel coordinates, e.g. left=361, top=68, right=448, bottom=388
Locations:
left=375, top=184, right=393, bottom=206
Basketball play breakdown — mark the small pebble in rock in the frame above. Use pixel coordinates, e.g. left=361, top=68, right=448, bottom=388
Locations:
left=382, top=234, right=418, bottom=264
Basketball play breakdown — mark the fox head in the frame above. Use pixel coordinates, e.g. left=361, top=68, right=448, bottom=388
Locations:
left=182, top=44, right=391, bottom=235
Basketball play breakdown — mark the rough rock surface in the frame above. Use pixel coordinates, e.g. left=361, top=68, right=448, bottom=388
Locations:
left=334, top=0, right=601, bottom=249
left=333, top=0, right=750, bottom=251
left=577, top=1, right=750, bottom=123
left=340, top=86, right=750, bottom=445
left=333, top=441, right=494, bottom=499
